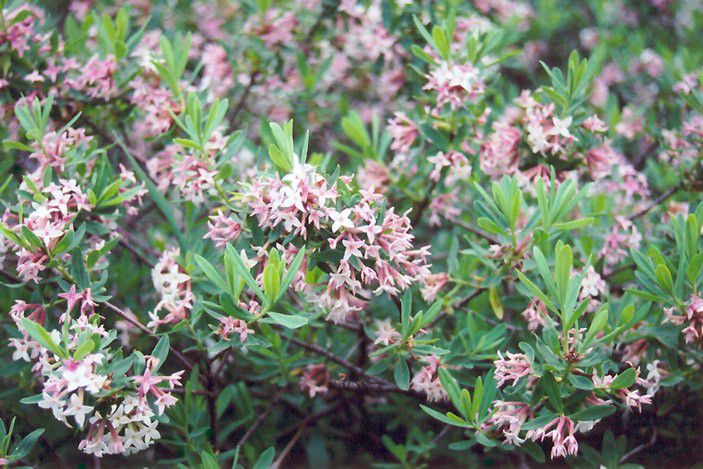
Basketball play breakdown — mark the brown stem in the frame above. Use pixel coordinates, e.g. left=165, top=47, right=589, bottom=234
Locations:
left=234, top=385, right=289, bottom=449
left=629, top=180, right=685, bottom=221
left=452, top=219, right=500, bottom=245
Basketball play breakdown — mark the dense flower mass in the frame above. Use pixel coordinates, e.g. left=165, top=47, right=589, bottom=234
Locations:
left=0, top=0, right=701, bottom=467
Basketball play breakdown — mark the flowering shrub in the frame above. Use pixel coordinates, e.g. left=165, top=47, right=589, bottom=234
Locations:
left=0, top=0, right=701, bottom=466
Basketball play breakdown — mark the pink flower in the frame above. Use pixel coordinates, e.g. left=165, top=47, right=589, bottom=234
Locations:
left=410, top=355, right=448, bottom=402
left=427, top=150, right=470, bottom=183
left=204, top=210, right=242, bottom=248
left=420, top=273, right=449, bottom=302
left=587, top=143, right=622, bottom=179
left=147, top=248, right=194, bottom=329
left=665, top=295, right=703, bottom=344
left=521, top=300, right=548, bottom=331
left=480, top=123, right=521, bottom=178
left=200, top=43, right=234, bottom=99
left=530, top=416, right=578, bottom=459
left=615, top=107, right=643, bottom=139
left=216, top=316, right=254, bottom=343
left=373, top=319, right=401, bottom=346
left=600, top=216, right=641, bottom=268
left=487, top=401, right=532, bottom=446
left=299, top=364, right=329, bottom=397
left=582, top=115, right=608, bottom=132
left=494, top=351, right=533, bottom=388
left=424, top=62, right=485, bottom=110
left=69, top=55, right=119, bottom=100
left=428, top=191, right=460, bottom=227
left=387, top=112, right=418, bottom=155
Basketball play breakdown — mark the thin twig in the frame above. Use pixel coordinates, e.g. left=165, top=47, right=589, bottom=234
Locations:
left=452, top=219, right=500, bottom=244
left=235, top=386, right=289, bottom=449
left=271, top=426, right=306, bottom=469
left=231, top=71, right=260, bottom=121
left=103, top=301, right=193, bottom=371
left=619, top=427, right=657, bottom=463
left=629, top=181, right=684, bottom=221
left=277, top=402, right=343, bottom=439
left=427, top=288, right=487, bottom=329
left=327, top=379, right=431, bottom=403
left=288, top=337, right=368, bottom=378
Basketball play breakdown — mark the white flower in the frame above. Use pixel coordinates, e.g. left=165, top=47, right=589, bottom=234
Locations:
left=550, top=116, right=575, bottom=139
left=330, top=208, right=354, bottom=232
left=64, top=393, right=94, bottom=428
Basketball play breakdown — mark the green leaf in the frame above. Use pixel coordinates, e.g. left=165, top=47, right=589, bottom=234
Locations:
left=262, top=249, right=282, bottom=302
left=225, top=244, right=266, bottom=303
left=610, top=368, right=636, bottom=389
left=582, top=304, right=608, bottom=349
left=488, top=287, right=504, bottom=319
left=10, top=428, right=44, bottom=460
left=20, top=319, right=67, bottom=359
left=73, top=339, right=95, bottom=361
left=687, top=253, right=703, bottom=285
left=555, top=243, right=573, bottom=306
left=419, top=405, right=469, bottom=427
left=277, top=247, right=306, bottom=301
left=21, top=225, right=43, bottom=250
left=194, top=254, right=228, bottom=292
left=541, top=372, right=563, bottom=413
left=552, top=217, right=594, bottom=232
left=267, top=312, right=308, bottom=329
left=200, top=452, right=220, bottom=469
left=655, top=264, right=674, bottom=294
left=570, top=405, right=615, bottom=422
left=431, top=25, right=449, bottom=59
left=568, top=374, right=594, bottom=390
left=401, top=289, right=412, bottom=336
left=394, top=358, right=410, bottom=391
left=253, top=447, right=276, bottom=469
left=151, top=334, right=170, bottom=370
left=516, top=270, right=557, bottom=314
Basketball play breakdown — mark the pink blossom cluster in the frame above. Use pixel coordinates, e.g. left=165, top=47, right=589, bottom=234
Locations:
left=599, top=216, right=642, bottom=268
left=387, top=112, right=418, bottom=156
left=200, top=44, right=234, bottom=99
left=424, top=62, right=486, bottom=111
left=493, top=351, right=533, bottom=388
left=665, top=295, right=703, bottom=344
left=243, top=162, right=339, bottom=238
left=299, top=363, right=330, bottom=398
left=409, top=355, right=448, bottom=402
left=591, top=372, right=653, bottom=412
left=204, top=210, right=242, bottom=248
left=28, top=126, right=92, bottom=178
left=0, top=5, right=44, bottom=57
left=8, top=179, right=90, bottom=282
left=315, top=192, right=431, bottom=323
left=67, top=55, right=119, bottom=100
left=521, top=299, right=549, bottom=331
left=244, top=9, right=298, bottom=48
left=529, top=416, right=579, bottom=459
left=130, top=77, right=179, bottom=137
left=479, top=91, right=613, bottom=180
left=215, top=316, right=254, bottom=343
left=579, top=266, right=606, bottom=311
left=427, top=150, right=471, bottom=184
left=485, top=400, right=532, bottom=446
left=373, top=318, right=401, bottom=346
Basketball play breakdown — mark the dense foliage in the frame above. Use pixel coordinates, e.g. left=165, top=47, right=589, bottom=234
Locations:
left=0, top=0, right=702, bottom=466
